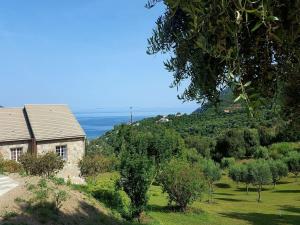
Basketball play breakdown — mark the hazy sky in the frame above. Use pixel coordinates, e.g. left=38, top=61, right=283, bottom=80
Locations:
left=0, top=0, right=198, bottom=111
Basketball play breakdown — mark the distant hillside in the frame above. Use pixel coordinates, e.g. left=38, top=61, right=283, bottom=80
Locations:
left=193, top=88, right=243, bottom=114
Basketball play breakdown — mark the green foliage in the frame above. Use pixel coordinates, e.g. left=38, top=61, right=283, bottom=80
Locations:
left=248, top=160, right=272, bottom=202
left=147, top=0, right=300, bottom=121
left=258, top=126, right=277, bottom=146
left=201, top=159, right=221, bottom=202
left=268, top=160, right=288, bottom=187
left=185, top=136, right=215, bottom=158
left=118, top=146, right=155, bottom=220
left=158, top=158, right=205, bottom=211
left=19, top=152, right=64, bottom=177
left=284, top=151, right=300, bottom=179
left=220, top=157, right=235, bottom=169
left=79, top=154, right=118, bottom=177
left=268, top=142, right=300, bottom=159
left=215, top=129, right=246, bottom=161
left=254, top=146, right=270, bottom=159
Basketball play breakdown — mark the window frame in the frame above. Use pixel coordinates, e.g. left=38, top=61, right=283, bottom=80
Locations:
left=56, top=145, right=67, bottom=160
left=10, top=147, right=23, bottom=162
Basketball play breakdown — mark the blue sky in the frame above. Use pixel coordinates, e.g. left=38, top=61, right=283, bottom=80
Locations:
left=0, top=0, right=198, bottom=111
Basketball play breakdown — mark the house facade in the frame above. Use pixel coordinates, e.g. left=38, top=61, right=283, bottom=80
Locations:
left=0, top=105, right=86, bottom=179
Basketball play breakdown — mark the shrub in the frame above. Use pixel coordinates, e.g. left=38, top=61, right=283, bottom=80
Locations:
left=158, top=159, right=205, bottom=211
left=185, top=136, right=216, bottom=158
left=285, top=151, right=300, bottom=180
left=244, top=129, right=259, bottom=157
left=214, top=129, right=246, bottom=161
left=85, top=173, right=130, bottom=218
left=79, top=154, right=118, bottom=177
left=19, top=152, right=64, bottom=177
left=268, top=142, right=300, bottom=159
left=254, top=146, right=269, bottom=159
left=258, top=126, right=277, bottom=146
left=0, top=160, right=23, bottom=173
left=221, top=157, right=235, bottom=169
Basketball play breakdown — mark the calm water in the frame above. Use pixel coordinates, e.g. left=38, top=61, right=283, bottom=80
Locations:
left=74, top=107, right=194, bottom=139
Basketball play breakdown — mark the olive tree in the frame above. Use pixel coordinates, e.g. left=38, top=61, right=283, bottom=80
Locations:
left=268, top=160, right=288, bottom=187
left=248, top=160, right=272, bottom=202
left=202, top=159, right=221, bottom=203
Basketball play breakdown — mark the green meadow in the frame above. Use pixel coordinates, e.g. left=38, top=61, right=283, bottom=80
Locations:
left=81, top=173, right=300, bottom=225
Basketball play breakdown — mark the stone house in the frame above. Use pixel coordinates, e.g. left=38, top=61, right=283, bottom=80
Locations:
left=0, top=105, right=86, bottom=180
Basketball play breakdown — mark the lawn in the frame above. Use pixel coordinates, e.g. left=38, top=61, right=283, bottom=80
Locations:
left=146, top=174, right=300, bottom=225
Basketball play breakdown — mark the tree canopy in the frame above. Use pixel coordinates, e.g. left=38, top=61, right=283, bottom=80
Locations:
left=147, top=0, right=300, bottom=122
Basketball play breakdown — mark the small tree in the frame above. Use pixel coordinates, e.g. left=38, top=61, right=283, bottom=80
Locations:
left=202, top=159, right=221, bottom=203
left=228, top=164, right=242, bottom=186
left=158, top=158, right=205, bottom=211
left=285, top=151, right=300, bottom=181
left=118, top=147, right=155, bottom=220
left=221, top=157, right=235, bottom=169
left=248, top=160, right=272, bottom=202
left=268, top=160, right=288, bottom=187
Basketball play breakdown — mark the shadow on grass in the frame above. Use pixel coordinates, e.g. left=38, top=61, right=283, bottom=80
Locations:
left=215, top=183, right=231, bottom=188
left=221, top=212, right=300, bottom=225
left=273, top=189, right=300, bottom=194
left=147, top=204, right=204, bottom=214
left=1, top=200, right=135, bottom=225
left=236, top=187, right=268, bottom=192
left=215, top=192, right=235, bottom=196
left=280, top=205, right=300, bottom=214
left=215, top=197, right=246, bottom=202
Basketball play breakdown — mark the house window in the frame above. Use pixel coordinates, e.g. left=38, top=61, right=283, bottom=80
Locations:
left=11, top=148, right=23, bottom=162
left=56, top=145, right=67, bottom=160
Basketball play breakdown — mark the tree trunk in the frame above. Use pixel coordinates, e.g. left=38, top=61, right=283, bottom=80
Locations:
left=257, top=185, right=261, bottom=202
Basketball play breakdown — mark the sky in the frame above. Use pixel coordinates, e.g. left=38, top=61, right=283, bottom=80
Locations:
left=0, top=0, right=198, bottom=111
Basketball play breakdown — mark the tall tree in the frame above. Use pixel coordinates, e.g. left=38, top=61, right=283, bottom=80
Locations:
left=147, top=0, right=300, bottom=124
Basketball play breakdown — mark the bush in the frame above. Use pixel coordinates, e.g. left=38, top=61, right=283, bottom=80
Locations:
left=285, top=151, right=300, bottom=179
left=85, top=174, right=130, bottom=218
left=244, top=129, right=259, bottom=157
left=0, top=160, right=23, bottom=173
left=221, top=157, right=235, bottom=169
left=185, top=136, right=216, bottom=158
left=258, top=126, right=277, bottom=146
left=79, top=154, right=118, bottom=177
left=19, top=152, right=64, bottom=177
left=254, top=146, right=269, bottom=159
left=268, top=142, right=300, bottom=159
left=158, top=159, right=205, bottom=211
left=214, top=129, right=246, bottom=161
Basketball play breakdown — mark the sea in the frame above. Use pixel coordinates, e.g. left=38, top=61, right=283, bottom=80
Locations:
left=74, top=107, right=195, bottom=140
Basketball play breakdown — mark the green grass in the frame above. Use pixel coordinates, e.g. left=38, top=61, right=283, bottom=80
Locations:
left=81, top=173, right=300, bottom=225
left=147, top=175, right=300, bottom=225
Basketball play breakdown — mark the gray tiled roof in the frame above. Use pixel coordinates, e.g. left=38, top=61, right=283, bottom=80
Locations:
left=24, top=105, right=85, bottom=141
left=0, top=108, right=31, bottom=142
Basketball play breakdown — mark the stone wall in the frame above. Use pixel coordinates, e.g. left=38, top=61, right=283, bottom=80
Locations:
left=0, top=141, right=30, bottom=160
left=36, top=138, right=85, bottom=180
